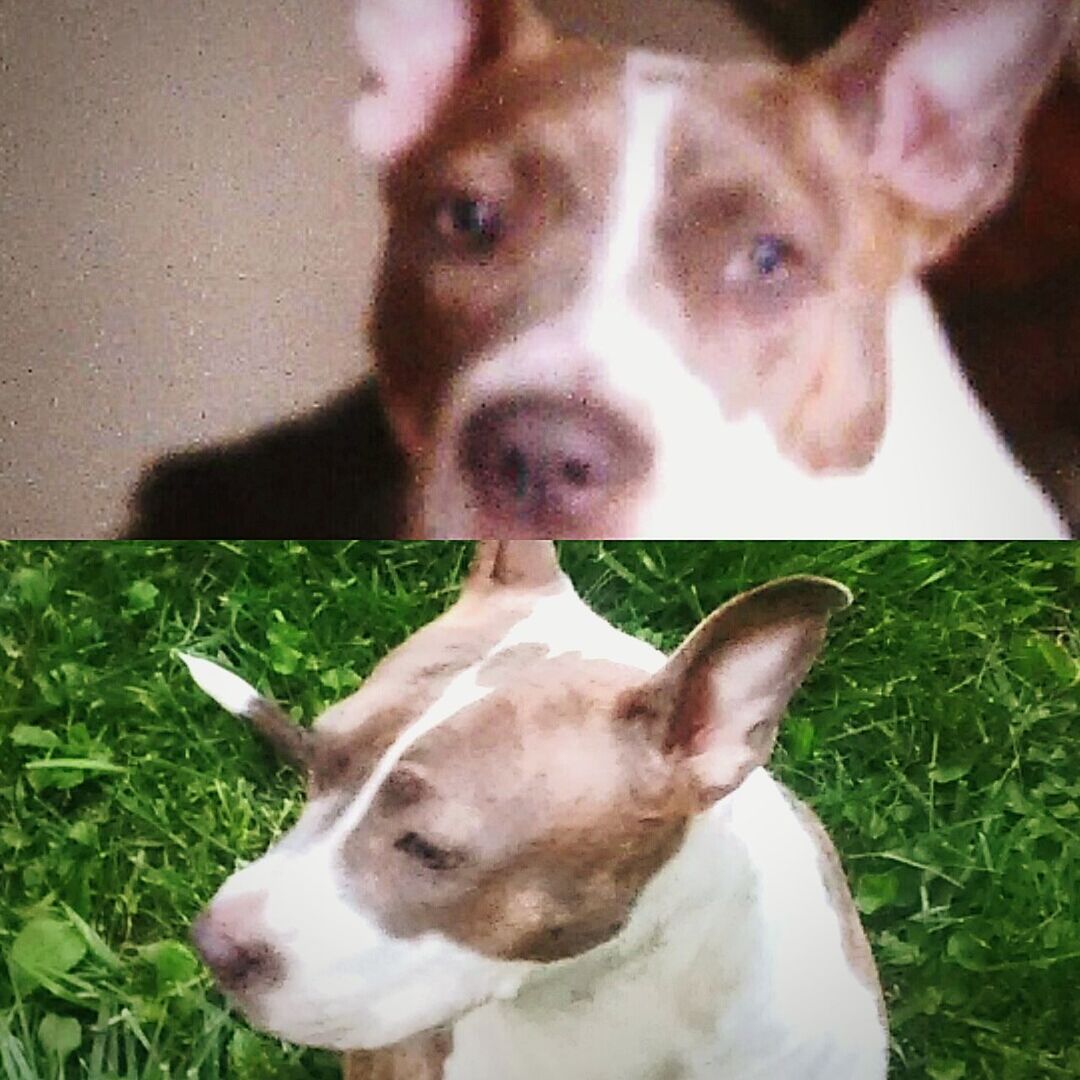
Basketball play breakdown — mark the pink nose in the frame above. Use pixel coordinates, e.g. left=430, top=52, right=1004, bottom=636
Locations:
left=191, top=892, right=282, bottom=993
left=460, top=394, right=651, bottom=532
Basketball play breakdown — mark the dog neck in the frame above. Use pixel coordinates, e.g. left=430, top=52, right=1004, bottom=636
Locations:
left=447, top=768, right=885, bottom=1080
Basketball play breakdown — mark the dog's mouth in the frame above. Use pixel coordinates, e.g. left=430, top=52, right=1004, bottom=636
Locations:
left=455, top=392, right=652, bottom=536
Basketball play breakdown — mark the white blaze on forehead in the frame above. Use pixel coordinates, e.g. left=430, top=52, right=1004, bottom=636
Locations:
left=327, top=642, right=501, bottom=838
left=590, top=52, right=684, bottom=303
left=421, top=50, right=713, bottom=537
left=326, top=580, right=661, bottom=844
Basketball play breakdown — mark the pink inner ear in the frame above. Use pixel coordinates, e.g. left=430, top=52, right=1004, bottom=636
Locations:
left=868, top=69, right=988, bottom=215
left=350, top=72, right=461, bottom=161
left=862, top=0, right=1070, bottom=217
left=896, top=81, right=948, bottom=163
left=350, top=0, right=474, bottom=162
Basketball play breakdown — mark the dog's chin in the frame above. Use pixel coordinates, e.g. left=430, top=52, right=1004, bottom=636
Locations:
left=237, top=980, right=499, bottom=1053
left=418, top=484, right=639, bottom=539
left=243, top=1004, right=424, bottom=1054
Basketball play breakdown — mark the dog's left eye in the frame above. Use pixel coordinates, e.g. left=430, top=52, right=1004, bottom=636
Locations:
left=725, top=234, right=796, bottom=285
left=750, top=235, right=789, bottom=277
left=435, top=196, right=503, bottom=251
left=394, top=831, right=462, bottom=871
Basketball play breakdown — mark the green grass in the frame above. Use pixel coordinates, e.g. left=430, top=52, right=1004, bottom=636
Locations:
left=1, top=541, right=1077, bottom=1079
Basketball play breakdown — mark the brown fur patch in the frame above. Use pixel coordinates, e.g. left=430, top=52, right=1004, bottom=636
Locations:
left=372, top=41, right=624, bottom=456
left=341, top=650, right=688, bottom=963
left=477, top=642, right=551, bottom=685
left=310, top=567, right=548, bottom=793
left=343, top=1029, right=451, bottom=1080
left=655, top=65, right=900, bottom=471
left=244, top=698, right=312, bottom=771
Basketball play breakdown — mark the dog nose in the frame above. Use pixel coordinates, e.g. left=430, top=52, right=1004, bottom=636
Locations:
left=191, top=893, right=282, bottom=993
left=460, top=394, right=651, bottom=532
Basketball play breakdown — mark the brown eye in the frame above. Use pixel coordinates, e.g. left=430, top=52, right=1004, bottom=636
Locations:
left=435, top=195, right=503, bottom=252
left=394, top=831, right=462, bottom=871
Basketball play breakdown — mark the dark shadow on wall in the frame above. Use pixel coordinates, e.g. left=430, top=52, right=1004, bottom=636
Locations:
left=729, top=0, right=867, bottom=58
left=124, top=380, right=407, bottom=539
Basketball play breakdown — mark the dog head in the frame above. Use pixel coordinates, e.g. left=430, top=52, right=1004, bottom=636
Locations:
left=354, top=0, right=1075, bottom=536
left=187, top=541, right=850, bottom=1049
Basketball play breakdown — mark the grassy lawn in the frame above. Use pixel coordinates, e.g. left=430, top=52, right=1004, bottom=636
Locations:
left=1, top=540, right=1077, bottom=1079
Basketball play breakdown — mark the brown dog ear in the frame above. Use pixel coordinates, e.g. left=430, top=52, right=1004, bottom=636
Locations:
left=464, top=540, right=564, bottom=592
left=813, top=0, right=1077, bottom=259
left=350, top=0, right=554, bottom=162
left=621, top=577, right=851, bottom=807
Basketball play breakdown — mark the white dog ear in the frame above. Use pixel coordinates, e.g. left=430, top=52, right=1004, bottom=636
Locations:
left=179, top=653, right=311, bottom=769
left=621, top=578, right=851, bottom=806
left=815, top=0, right=1076, bottom=243
left=350, top=0, right=554, bottom=162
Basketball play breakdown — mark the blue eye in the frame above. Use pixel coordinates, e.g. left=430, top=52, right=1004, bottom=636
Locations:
left=437, top=196, right=503, bottom=250
left=750, top=235, right=789, bottom=277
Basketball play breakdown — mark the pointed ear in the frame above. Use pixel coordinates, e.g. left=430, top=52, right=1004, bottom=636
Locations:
left=620, top=577, right=851, bottom=806
left=179, top=653, right=312, bottom=771
left=350, top=0, right=554, bottom=162
left=814, top=0, right=1077, bottom=256
left=464, top=540, right=564, bottom=592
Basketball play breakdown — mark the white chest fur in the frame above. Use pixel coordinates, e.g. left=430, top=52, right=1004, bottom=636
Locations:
left=444, top=769, right=887, bottom=1080
left=618, top=283, right=1067, bottom=539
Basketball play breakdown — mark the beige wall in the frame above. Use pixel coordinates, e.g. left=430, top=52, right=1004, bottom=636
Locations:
left=0, top=0, right=763, bottom=537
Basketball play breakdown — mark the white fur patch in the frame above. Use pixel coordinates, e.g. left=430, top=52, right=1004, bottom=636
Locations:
left=425, top=280, right=1066, bottom=537
left=179, top=653, right=261, bottom=717
left=591, top=54, right=683, bottom=299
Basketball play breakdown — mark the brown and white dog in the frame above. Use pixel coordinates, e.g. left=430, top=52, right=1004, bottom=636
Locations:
left=354, top=0, right=1075, bottom=538
left=186, top=541, right=888, bottom=1079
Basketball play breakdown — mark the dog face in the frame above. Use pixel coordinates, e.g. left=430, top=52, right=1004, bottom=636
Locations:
left=355, top=0, right=1074, bottom=537
left=188, top=542, right=850, bottom=1050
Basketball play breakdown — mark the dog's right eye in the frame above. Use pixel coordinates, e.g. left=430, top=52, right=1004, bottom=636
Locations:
left=394, top=831, right=463, bottom=871
left=724, top=234, right=799, bottom=286
left=434, top=195, right=503, bottom=252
